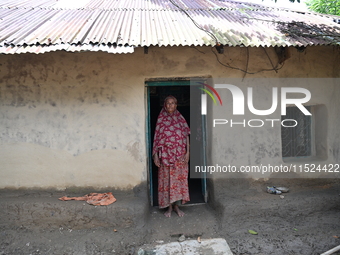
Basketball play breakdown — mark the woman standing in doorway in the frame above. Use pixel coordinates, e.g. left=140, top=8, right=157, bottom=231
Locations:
left=152, top=95, right=190, bottom=217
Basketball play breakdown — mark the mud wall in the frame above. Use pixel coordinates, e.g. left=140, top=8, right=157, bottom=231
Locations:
left=0, top=45, right=339, bottom=189
left=0, top=51, right=146, bottom=189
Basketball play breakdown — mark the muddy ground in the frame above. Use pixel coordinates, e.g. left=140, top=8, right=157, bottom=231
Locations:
left=0, top=178, right=339, bottom=255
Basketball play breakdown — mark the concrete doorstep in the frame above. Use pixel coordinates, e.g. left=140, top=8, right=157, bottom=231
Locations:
left=137, top=238, right=233, bottom=255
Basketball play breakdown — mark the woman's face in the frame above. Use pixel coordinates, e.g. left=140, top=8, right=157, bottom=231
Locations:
left=165, top=98, right=177, bottom=114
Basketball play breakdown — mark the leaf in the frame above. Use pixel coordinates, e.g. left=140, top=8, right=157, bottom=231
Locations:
left=294, top=228, right=298, bottom=231
left=248, top=230, right=258, bottom=235
left=305, top=0, right=340, bottom=15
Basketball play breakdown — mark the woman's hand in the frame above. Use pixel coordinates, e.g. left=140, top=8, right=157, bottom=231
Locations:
left=153, top=153, right=161, bottom=167
left=179, top=152, right=190, bottom=163
left=184, top=135, right=190, bottom=163
left=184, top=151, right=190, bottom=163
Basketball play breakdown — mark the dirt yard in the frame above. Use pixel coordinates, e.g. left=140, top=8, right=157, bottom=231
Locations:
left=0, top=178, right=339, bottom=255
left=211, top=178, right=340, bottom=255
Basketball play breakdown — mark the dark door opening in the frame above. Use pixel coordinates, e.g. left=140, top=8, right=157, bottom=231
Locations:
left=147, top=82, right=206, bottom=206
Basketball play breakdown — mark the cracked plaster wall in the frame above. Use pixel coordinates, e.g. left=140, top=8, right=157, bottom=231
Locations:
left=0, top=51, right=145, bottom=189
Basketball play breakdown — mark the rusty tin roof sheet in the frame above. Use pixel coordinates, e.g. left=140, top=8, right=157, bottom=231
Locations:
left=0, top=0, right=339, bottom=54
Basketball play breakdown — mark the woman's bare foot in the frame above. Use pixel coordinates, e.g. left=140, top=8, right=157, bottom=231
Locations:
left=173, top=205, right=185, bottom=217
left=164, top=205, right=172, bottom=217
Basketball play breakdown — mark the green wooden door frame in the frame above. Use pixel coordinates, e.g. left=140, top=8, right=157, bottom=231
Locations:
left=146, top=81, right=190, bottom=86
left=145, top=80, right=207, bottom=206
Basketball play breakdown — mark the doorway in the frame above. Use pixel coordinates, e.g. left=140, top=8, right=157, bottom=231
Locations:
left=146, top=80, right=207, bottom=206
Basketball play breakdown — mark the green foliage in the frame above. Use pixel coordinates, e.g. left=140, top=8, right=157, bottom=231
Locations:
left=275, top=0, right=300, bottom=3
left=274, top=0, right=340, bottom=16
left=305, top=0, right=340, bottom=15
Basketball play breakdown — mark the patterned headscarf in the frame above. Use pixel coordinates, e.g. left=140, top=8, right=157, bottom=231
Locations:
left=152, top=96, right=190, bottom=166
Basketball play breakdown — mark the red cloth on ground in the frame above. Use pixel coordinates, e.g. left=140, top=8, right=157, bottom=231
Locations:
left=58, top=192, right=116, bottom=206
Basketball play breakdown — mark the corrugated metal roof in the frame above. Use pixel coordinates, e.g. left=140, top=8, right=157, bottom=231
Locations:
left=0, top=44, right=134, bottom=54
left=0, top=0, right=339, bottom=54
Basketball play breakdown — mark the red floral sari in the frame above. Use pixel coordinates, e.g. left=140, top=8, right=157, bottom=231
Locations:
left=153, top=102, right=190, bottom=209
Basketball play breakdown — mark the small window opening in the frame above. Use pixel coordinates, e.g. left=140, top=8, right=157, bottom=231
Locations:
left=281, top=106, right=312, bottom=158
